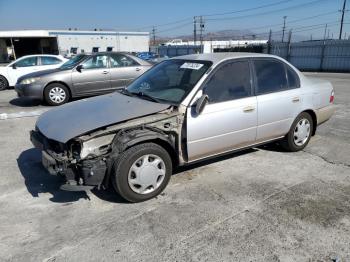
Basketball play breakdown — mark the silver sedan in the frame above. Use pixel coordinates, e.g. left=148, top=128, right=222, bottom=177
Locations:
left=15, top=52, right=152, bottom=105
left=31, top=53, right=335, bottom=202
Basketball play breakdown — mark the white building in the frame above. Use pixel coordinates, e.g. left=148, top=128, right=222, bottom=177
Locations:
left=162, top=39, right=268, bottom=53
left=0, top=30, right=149, bottom=62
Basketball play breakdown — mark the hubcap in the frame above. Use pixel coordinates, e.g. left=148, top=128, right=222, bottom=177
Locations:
left=49, top=87, right=66, bottom=103
left=293, top=118, right=311, bottom=146
left=128, top=154, right=166, bottom=195
left=0, top=78, right=6, bottom=89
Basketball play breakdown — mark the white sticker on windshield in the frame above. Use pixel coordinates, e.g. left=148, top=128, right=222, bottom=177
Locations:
left=180, top=62, right=204, bottom=70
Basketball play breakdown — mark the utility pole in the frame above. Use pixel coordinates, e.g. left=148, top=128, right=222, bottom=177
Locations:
left=323, top=24, right=328, bottom=40
left=151, top=26, right=156, bottom=45
left=267, top=29, right=272, bottom=54
left=193, top=16, right=197, bottom=45
left=282, top=16, right=287, bottom=42
left=199, top=16, right=205, bottom=53
left=339, top=0, right=348, bottom=39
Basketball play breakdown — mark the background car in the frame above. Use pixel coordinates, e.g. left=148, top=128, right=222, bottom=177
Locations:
left=15, top=52, right=152, bottom=106
left=0, top=54, right=68, bottom=90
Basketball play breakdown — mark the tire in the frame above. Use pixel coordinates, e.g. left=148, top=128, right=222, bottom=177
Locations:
left=44, top=83, right=70, bottom=106
left=111, top=143, right=172, bottom=203
left=281, top=112, right=313, bottom=152
left=0, top=75, right=9, bottom=91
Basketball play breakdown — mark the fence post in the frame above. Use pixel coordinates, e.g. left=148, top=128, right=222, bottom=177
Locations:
left=320, top=40, right=326, bottom=72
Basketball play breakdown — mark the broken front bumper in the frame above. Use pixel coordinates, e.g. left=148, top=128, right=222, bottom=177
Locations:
left=30, top=130, right=107, bottom=190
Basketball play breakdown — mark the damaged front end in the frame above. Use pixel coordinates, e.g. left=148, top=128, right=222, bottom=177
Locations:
left=30, top=108, right=184, bottom=191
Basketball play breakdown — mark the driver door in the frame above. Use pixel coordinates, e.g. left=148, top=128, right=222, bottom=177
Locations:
left=186, top=59, right=257, bottom=161
left=9, top=56, right=40, bottom=84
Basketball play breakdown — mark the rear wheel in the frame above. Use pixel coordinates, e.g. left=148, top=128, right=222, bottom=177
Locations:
left=111, top=143, right=172, bottom=203
left=281, top=112, right=313, bottom=152
left=44, top=83, right=70, bottom=106
left=0, top=75, right=9, bottom=91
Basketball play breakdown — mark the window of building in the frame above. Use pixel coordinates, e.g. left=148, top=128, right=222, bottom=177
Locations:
left=106, top=47, right=113, bottom=52
left=92, top=47, right=99, bottom=53
left=70, top=47, right=78, bottom=54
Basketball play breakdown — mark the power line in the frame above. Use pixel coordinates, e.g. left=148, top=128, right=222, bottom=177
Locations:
left=205, top=0, right=332, bottom=22
left=201, top=0, right=293, bottom=17
left=132, top=0, right=300, bottom=31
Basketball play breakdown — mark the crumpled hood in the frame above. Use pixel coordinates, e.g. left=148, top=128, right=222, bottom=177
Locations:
left=36, top=92, right=170, bottom=143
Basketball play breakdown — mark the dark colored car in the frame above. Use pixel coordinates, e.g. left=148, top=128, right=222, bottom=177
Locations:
left=15, top=52, right=152, bottom=105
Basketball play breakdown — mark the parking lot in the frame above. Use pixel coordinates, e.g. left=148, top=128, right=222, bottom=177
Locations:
left=0, top=72, right=349, bottom=261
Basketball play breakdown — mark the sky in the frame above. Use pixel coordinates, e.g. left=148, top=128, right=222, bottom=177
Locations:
left=0, top=0, right=348, bottom=40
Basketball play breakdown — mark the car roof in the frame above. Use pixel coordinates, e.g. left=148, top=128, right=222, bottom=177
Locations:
left=173, top=52, right=282, bottom=65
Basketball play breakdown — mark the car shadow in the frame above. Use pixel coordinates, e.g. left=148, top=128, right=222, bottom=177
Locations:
left=17, top=148, right=90, bottom=203
left=10, top=97, right=42, bottom=107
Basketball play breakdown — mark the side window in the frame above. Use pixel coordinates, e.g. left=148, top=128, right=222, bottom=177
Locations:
left=41, top=56, right=61, bottom=65
left=109, top=54, right=139, bottom=67
left=203, top=60, right=252, bottom=103
left=70, top=47, right=78, bottom=55
left=81, top=55, right=108, bottom=69
left=286, top=66, right=299, bottom=89
left=254, top=59, right=288, bottom=95
left=15, top=57, right=38, bottom=67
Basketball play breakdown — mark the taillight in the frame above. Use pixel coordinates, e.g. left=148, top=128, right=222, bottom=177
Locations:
left=330, top=90, right=334, bottom=103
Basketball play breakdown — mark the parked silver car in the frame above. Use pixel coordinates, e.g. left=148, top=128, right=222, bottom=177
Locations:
left=15, top=52, right=151, bottom=105
left=30, top=53, right=335, bottom=202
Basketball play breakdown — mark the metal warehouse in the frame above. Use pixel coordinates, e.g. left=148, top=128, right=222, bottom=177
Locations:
left=0, top=30, right=149, bottom=62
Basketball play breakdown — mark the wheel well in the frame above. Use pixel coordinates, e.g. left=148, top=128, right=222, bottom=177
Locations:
left=0, top=74, right=9, bottom=84
left=44, top=81, right=72, bottom=99
left=302, top=109, right=317, bottom=136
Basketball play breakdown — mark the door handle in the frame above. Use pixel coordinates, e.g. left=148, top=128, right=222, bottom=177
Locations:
left=292, top=97, right=300, bottom=103
left=243, top=106, right=255, bottom=113
left=102, top=71, right=109, bottom=74
left=135, top=68, right=141, bottom=71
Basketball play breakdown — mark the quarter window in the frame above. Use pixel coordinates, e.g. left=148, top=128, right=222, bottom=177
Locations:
left=41, top=56, right=61, bottom=65
left=109, top=54, right=138, bottom=67
left=286, top=66, right=299, bottom=89
left=253, top=59, right=288, bottom=95
left=81, top=55, right=108, bottom=69
left=14, top=57, right=38, bottom=67
left=203, top=60, right=252, bottom=103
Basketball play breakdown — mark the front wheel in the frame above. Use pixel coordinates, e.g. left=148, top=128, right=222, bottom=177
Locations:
left=0, top=75, right=9, bottom=91
left=281, top=112, right=313, bottom=152
left=111, top=143, right=172, bottom=203
left=44, top=83, right=70, bottom=106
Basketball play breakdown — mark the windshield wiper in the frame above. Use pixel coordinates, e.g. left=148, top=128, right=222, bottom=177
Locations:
left=120, top=89, right=160, bottom=103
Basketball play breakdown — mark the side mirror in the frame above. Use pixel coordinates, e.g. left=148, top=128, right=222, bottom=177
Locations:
left=195, top=94, right=209, bottom=115
left=76, top=64, right=83, bottom=72
left=11, top=64, right=17, bottom=69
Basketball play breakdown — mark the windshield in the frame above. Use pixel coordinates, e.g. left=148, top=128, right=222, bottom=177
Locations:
left=60, top=54, right=86, bottom=69
left=126, top=59, right=212, bottom=104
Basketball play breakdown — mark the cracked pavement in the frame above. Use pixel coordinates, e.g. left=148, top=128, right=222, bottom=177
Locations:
left=0, top=72, right=349, bottom=261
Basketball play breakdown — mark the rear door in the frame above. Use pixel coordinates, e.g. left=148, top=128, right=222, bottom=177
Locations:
left=109, top=53, right=146, bottom=89
left=186, top=59, right=257, bottom=161
left=253, top=58, right=301, bottom=142
left=71, top=54, right=111, bottom=95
